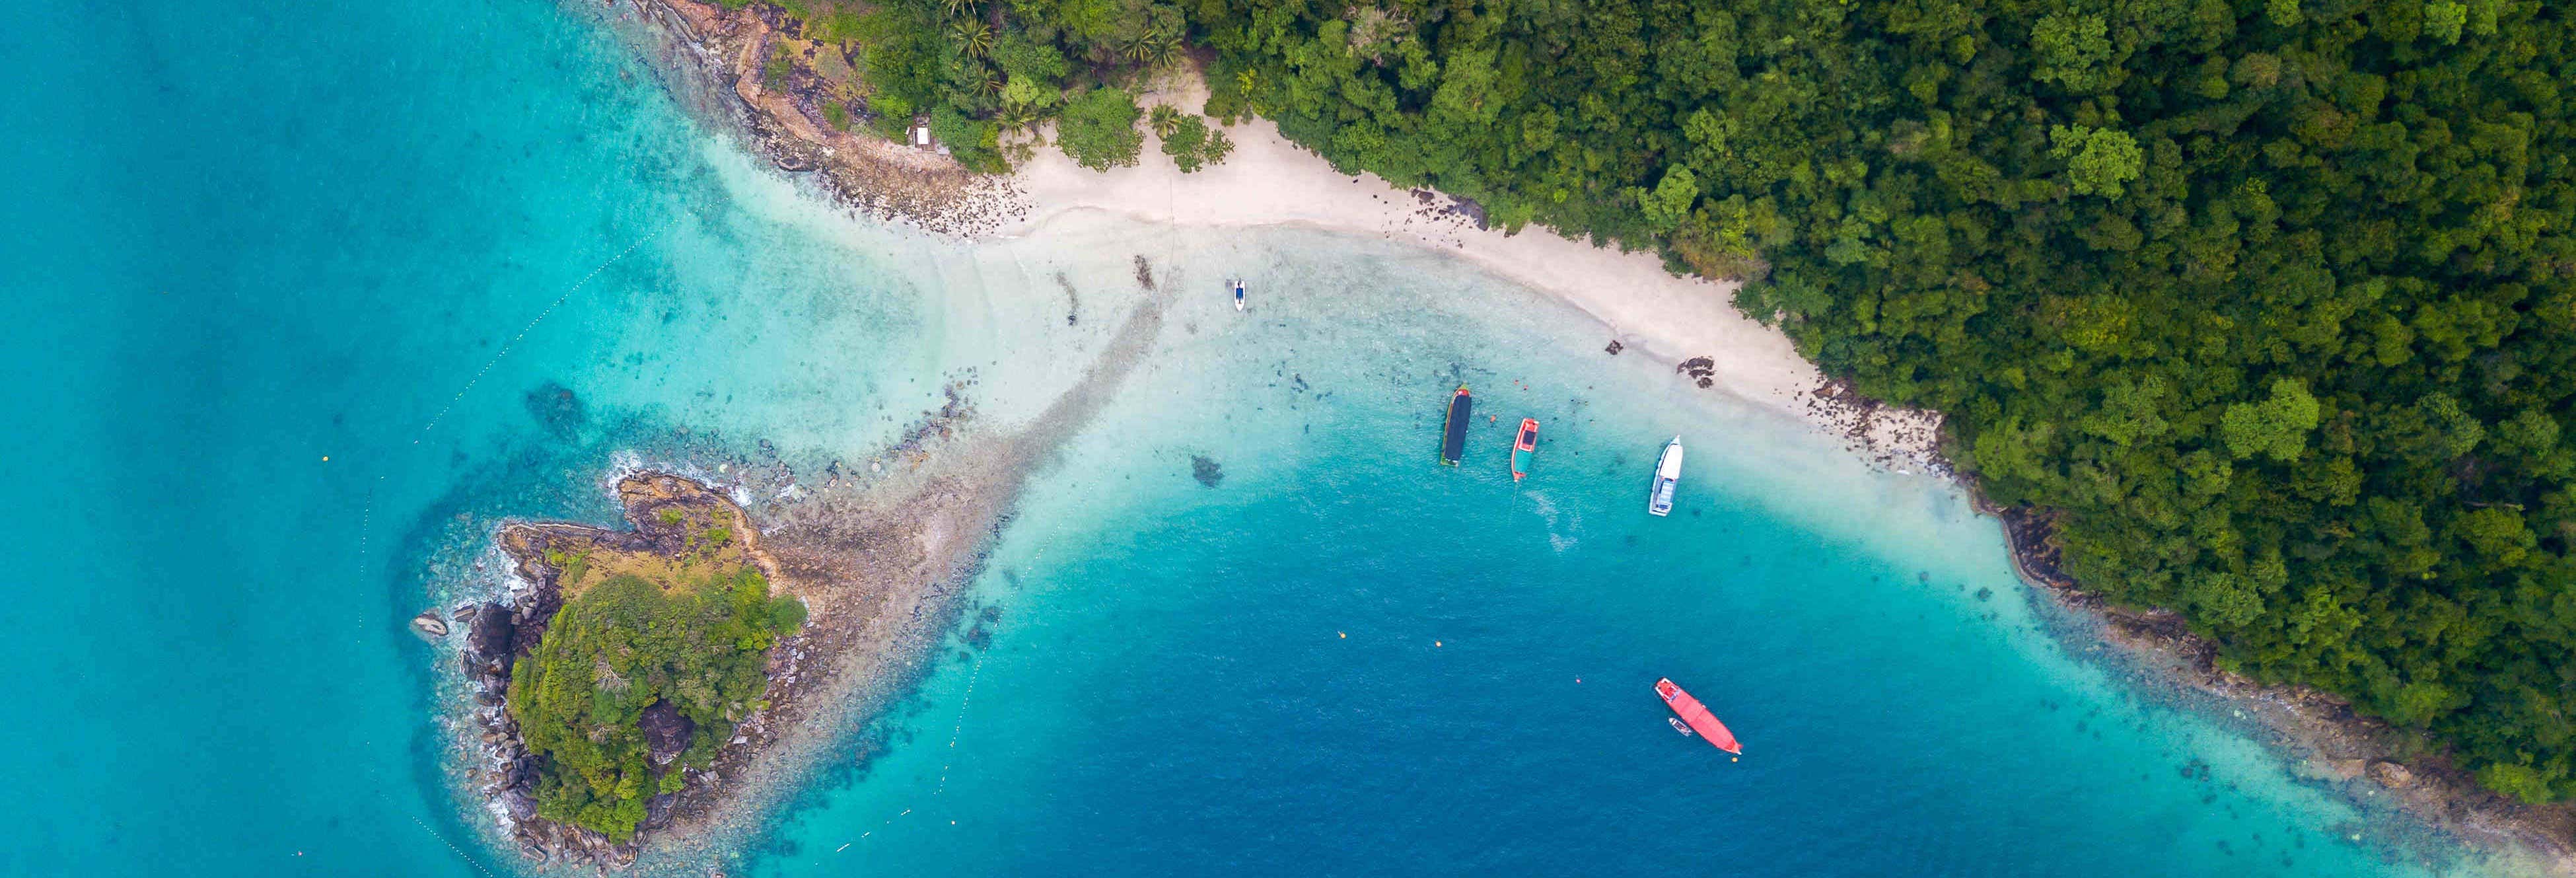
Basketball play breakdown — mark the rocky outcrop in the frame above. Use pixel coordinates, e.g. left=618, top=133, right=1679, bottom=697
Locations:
left=636, top=0, right=1019, bottom=235
left=410, top=610, right=450, bottom=640
left=466, top=603, right=515, bottom=661
left=641, top=701, right=695, bottom=764
left=2370, top=760, right=2417, bottom=789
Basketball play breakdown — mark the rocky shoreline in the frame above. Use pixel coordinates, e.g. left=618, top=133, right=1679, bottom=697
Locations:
left=1982, top=495, right=2576, bottom=872
left=621, top=0, right=1019, bottom=236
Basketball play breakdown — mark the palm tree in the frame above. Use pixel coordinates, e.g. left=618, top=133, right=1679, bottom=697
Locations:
left=1141, top=29, right=1184, bottom=71
left=939, top=0, right=975, bottom=20
left=952, top=20, right=994, bottom=57
left=1148, top=105, right=1184, bottom=139
left=1118, top=31, right=1161, bottom=65
left=998, top=102, right=1042, bottom=137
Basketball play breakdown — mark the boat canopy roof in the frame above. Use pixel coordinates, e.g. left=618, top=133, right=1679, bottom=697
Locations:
left=1657, top=439, right=1685, bottom=479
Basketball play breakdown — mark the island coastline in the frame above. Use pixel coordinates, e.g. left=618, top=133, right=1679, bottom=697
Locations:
left=556, top=0, right=2576, bottom=871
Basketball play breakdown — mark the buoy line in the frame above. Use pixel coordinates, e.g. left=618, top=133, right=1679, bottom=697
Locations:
left=415, top=216, right=679, bottom=440
left=361, top=779, right=501, bottom=878
left=836, top=652, right=987, bottom=854
left=404, top=812, right=502, bottom=878
left=934, top=651, right=985, bottom=796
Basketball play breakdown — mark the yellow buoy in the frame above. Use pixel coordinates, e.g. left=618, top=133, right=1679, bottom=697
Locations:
left=1338, top=632, right=1345, bottom=638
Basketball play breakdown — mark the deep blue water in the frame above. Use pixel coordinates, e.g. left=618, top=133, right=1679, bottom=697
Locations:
left=0, top=1, right=2495, bottom=876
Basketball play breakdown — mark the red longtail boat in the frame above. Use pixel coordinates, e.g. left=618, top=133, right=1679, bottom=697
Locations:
left=1510, top=418, right=1538, bottom=481
left=1655, top=678, right=1742, bottom=754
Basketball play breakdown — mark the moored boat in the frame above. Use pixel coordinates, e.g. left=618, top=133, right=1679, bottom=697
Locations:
left=1655, top=677, right=1741, bottom=754
left=1668, top=717, right=1694, bottom=737
left=1439, top=386, right=1472, bottom=465
left=1647, top=437, right=1683, bottom=516
left=1511, top=418, right=1538, bottom=481
left=1233, top=279, right=1246, bottom=311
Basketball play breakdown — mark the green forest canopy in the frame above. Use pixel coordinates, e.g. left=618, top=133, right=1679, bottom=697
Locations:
left=507, top=569, right=805, bottom=839
left=784, top=0, right=2576, bottom=801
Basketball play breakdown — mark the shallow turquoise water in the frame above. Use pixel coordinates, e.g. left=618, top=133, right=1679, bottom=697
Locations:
left=0, top=1, right=2497, bottom=876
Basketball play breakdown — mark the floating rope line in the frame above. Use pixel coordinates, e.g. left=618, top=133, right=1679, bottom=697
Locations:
left=404, top=812, right=502, bottom=878
left=356, top=474, right=384, bottom=635
left=835, top=652, right=988, bottom=854
left=359, top=778, right=501, bottom=878
left=415, top=219, right=676, bottom=440
left=934, top=651, right=985, bottom=797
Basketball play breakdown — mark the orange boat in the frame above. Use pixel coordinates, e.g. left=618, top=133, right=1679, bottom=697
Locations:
left=1655, top=678, right=1742, bottom=754
left=1510, top=418, right=1538, bottom=481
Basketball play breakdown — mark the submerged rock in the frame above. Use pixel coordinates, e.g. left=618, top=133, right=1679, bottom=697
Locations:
left=522, top=381, right=586, bottom=440
left=1190, top=455, right=1224, bottom=488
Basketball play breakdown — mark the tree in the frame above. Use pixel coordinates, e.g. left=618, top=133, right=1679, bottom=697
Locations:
left=2029, top=13, right=2112, bottom=93
left=2048, top=126, right=2143, bottom=200
left=2219, top=379, right=2320, bottom=462
left=1633, top=166, right=1699, bottom=233
left=1056, top=87, right=1142, bottom=170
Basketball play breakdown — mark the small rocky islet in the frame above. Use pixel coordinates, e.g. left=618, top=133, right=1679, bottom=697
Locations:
left=429, top=473, right=809, bottom=867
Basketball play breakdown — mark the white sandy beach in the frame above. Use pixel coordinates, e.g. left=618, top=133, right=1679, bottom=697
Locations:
left=994, top=77, right=1944, bottom=468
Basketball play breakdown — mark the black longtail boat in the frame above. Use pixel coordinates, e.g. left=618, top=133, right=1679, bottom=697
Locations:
left=1439, top=385, right=1472, bottom=465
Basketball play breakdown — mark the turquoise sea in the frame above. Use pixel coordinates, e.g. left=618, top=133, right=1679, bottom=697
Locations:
left=0, top=1, right=2507, bottom=876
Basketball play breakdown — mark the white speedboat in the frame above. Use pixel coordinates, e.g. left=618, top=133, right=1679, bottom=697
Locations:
left=1233, top=279, right=1246, bottom=311
left=1647, top=437, right=1683, bottom=517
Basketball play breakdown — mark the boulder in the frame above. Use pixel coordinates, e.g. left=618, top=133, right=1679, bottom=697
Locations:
left=2367, top=760, right=2416, bottom=789
left=467, top=604, right=515, bottom=660
left=410, top=611, right=450, bottom=640
left=503, top=788, right=538, bottom=821
left=640, top=701, right=694, bottom=763
left=642, top=793, right=678, bottom=830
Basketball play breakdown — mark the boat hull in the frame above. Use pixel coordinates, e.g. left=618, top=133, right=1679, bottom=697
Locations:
left=1647, top=438, right=1683, bottom=516
left=1655, top=677, right=1741, bottom=754
left=1511, top=418, right=1538, bottom=480
left=1438, top=387, right=1471, bottom=465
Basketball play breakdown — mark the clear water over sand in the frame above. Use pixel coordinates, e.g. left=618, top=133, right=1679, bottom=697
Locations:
left=0, top=1, right=2498, bottom=876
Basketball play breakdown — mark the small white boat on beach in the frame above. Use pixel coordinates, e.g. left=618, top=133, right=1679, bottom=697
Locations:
left=1647, top=437, right=1683, bottom=517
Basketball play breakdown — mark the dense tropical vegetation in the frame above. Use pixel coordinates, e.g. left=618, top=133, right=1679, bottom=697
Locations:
left=748, top=0, right=2576, bottom=801
left=508, top=568, right=806, bottom=839
left=739, top=0, right=1233, bottom=171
